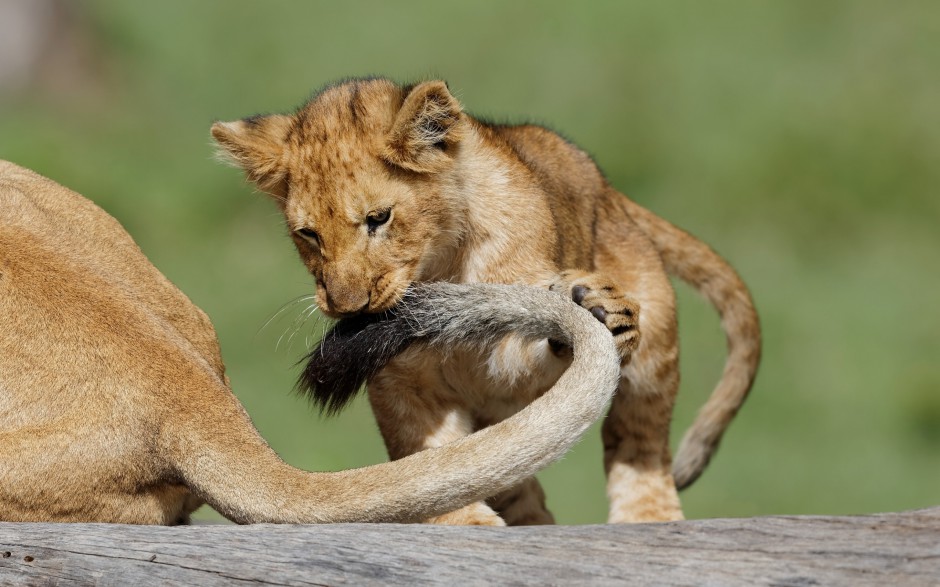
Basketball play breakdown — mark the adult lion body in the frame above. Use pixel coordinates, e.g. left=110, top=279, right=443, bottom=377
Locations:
left=0, top=160, right=620, bottom=524
left=213, top=78, right=762, bottom=525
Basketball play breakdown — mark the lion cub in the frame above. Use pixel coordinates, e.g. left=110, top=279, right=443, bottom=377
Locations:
left=213, top=78, right=761, bottom=525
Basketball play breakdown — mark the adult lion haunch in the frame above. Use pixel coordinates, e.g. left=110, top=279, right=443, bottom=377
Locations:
left=0, top=161, right=619, bottom=524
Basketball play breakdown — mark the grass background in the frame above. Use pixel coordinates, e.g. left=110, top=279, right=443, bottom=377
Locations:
left=1, top=0, right=937, bottom=523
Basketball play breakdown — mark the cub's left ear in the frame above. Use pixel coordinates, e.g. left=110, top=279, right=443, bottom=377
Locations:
left=211, top=114, right=293, bottom=196
left=384, top=81, right=465, bottom=173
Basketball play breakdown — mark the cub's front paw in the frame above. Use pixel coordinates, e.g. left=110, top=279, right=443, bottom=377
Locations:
left=551, top=271, right=641, bottom=360
left=427, top=503, right=506, bottom=526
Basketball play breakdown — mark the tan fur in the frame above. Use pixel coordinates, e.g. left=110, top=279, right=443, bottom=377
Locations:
left=212, top=78, right=761, bottom=524
left=0, top=160, right=624, bottom=524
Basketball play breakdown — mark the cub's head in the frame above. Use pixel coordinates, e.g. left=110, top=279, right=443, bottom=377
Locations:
left=212, top=78, right=468, bottom=317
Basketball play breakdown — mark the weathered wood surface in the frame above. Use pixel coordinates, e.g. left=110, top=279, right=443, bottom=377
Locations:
left=1, top=508, right=937, bottom=586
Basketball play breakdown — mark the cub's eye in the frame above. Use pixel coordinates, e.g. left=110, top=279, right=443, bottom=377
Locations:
left=366, top=208, right=392, bottom=233
left=295, top=227, right=320, bottom=245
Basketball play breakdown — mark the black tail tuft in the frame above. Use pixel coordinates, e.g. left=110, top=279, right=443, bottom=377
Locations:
left=296, top=309, right=420, bottom=416
left=296, top=282, right=569, bottom=416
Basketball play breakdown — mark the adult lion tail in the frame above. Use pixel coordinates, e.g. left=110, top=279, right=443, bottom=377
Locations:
left=170, top=283, right=620, bottom=523
left=621, top=199, right=762, bottom=490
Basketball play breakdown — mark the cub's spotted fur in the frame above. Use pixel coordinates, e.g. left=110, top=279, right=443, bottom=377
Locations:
left=213, top=78, right=761, bottom=524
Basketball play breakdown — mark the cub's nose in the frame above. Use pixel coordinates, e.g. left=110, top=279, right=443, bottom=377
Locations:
left=327, top=291, right=370, bottom=316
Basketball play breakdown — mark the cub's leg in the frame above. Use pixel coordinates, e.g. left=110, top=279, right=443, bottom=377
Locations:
left=594, top=206, right=684, bottom=523
left=488, top=268, right=645, bottom=526
left=488, top=477, right=555, bottom=526
left=472, top=333, right=571, bottom=526
left=368, top=348, right=505, bottom=527
left=602, top=368, right=682, bottom=523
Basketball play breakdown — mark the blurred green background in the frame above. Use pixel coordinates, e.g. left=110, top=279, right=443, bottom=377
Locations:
left=1, top=0, right=937, bottom=524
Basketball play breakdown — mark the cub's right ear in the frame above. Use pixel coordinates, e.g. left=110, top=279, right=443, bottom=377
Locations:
left=211, top=114, right=293, bottom=196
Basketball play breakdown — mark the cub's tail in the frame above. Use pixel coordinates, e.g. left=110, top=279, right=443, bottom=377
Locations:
left=621, top=198, right=762, bottom=490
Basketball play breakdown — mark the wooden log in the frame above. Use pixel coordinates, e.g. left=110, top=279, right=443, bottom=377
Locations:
left=1, top=508, right=937, bottom=586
